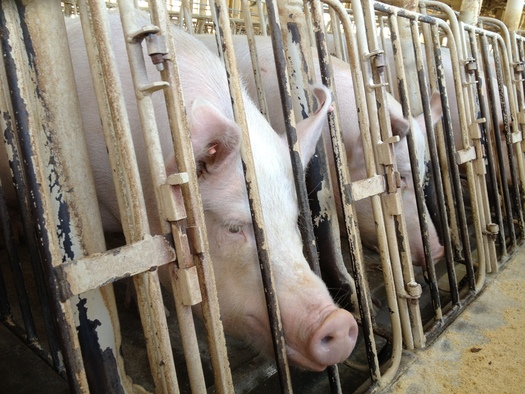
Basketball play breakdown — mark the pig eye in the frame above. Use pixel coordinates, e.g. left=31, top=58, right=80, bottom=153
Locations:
left=228, top=224, right=243, bottom=234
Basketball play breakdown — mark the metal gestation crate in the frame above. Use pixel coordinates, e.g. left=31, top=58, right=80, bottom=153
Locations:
left=0, top=0, right=523, bottom=393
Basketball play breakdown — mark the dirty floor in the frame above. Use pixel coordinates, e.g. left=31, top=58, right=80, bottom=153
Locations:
left=386, top=247, right=525, bottom=393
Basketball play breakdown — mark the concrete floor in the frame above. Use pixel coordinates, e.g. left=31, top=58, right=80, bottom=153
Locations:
left=0, top=323, right=69, bottom=393
left=386, top=247, right=525, bottom=393
left=0, top=246, right=523, bottom=393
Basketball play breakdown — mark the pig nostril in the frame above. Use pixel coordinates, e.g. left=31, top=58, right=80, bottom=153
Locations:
left=321, top=335, right=333, bottom=346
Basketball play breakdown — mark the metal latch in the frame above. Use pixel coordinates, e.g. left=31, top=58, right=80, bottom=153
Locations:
left=146, top=33, right=168, bottom=71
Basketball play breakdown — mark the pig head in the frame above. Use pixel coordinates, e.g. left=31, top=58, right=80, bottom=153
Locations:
left=198, top=34, right=445, bottom=267
left=63, top=13, right=357, bottom=371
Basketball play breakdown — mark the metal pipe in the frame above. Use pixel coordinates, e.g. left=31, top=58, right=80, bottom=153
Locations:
left=502, top=0, right=524, bottom=31
left=149, top=0, right=235, bottom=391
left=215, top=0, right=293, bottom=390
left=458, top=0, right=482, bottom=26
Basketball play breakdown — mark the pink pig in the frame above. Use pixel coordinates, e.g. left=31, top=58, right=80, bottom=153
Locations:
left=62, top=13, right=358, bottom=371
left=198, top=34, right=445, bottom=267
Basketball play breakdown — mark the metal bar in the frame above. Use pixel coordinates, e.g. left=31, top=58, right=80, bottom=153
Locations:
left=149, top=0, right=235, bottom=391
left=0, top=1, right=71, bottom=380
left=0, top=91, right=38, bottom=341
left=215, top=0, right=292, bottom=391
left=55, top=235, right=175, bottom=299
left=79, top=1, right=179, bottom=391
left=492, top=35, right=525, bottom=246
left=240, top=0, right=270, bottom=119
left=273, top=0, right=321, bottom=278
left=324, top=0, right=404, bottom=387
left=478, top=33, right=512, bottom=253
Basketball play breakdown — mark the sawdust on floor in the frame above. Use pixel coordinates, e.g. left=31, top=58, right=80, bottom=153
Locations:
left=387, top=249, right=525, bottom=394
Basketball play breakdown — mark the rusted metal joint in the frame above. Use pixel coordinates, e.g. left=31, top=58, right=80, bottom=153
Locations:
left=173, top=265, right=202, bottom=306
left=514, top=60, right=525, bottom=73
left=484, top=222, right=499, bottom=240
left=463, top=57, right=477, bottom=74
left=400, top=281, right=422, bottom=299
left=146, top=33, right=168, bottom=71
left=159, top=173, right=190, bottom=222
left=364, top=48, right=387, bottom=74
left=384, top=166, right=400, bottom=193
left=373, top=52, right=386, bottom=74
left=126, top=25, right=168, bottom=71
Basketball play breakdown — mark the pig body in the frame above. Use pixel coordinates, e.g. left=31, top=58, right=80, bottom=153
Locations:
left=199, top=34, right=445, bottom=266
left=57, top=14, right=358, bottom=371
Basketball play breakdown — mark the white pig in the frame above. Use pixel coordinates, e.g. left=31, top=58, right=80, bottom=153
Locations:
left=198, top=35, right=445, bottom=267
left=61, top=13, right=358, bottom=371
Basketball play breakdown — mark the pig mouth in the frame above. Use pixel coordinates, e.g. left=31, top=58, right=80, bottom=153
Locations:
left=244, top=314, right=326, bottom=370
left=285, top=345, right=331, bottom=372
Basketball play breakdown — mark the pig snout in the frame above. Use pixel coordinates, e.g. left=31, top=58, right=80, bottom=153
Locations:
left=305, top=308, right=358, bottom=369
left=281, top=306, right=358, bottom=371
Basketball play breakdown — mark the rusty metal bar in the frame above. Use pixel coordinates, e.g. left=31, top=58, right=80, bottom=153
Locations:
left=0, top=57, right=38, bottom=341
left=419, top=2, right=490, bottom=291
left=214, top=0, right=293, bottom=391
left=0, top=2, right=88, bottom=390
left=478, top=33, right=514, bottom=253
left=240, top=0, right=270, bottom=119
left=148, top=0, right=235, bottom=391
left=495, top=36, right=525, bottom=246
left=78, top=1, right=179, bottom=391
left=323, top=0, right=404, bottom=388
left=0, top=19, right=65, bottom=379
left=55, top=235, right=175, bottom=300
left=273, top=0, right=322, bottom=278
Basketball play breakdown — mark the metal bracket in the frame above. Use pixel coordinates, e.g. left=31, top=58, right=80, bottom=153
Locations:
left=173, top=266, right=202, bottom=306
left=159, top=172, right=189, bottom=222
left=146, top=33, right=168, bottom=71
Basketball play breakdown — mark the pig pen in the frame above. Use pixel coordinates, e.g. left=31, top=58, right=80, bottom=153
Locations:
left=0, top=0, right=524, bottom=393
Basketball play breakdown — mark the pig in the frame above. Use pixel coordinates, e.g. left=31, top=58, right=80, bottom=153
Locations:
left=381, top=40, right=513, bottom=180
left=59, top=13, right=358, bottom=371
left=198, top=34, right=445, bottom=267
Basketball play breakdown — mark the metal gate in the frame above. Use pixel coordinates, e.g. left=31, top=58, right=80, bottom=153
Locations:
left=0, top=0, right=523, bottom=393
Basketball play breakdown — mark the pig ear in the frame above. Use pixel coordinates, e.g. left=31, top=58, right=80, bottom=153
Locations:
left=387, top=95, right=411, bottom=138
left=389, top=92, right=443, bottom=137
left=184, top=98, right=241, bottom=177
left=295, top=84, right=333, bottom=167
left=413, top=91, right=443, bottom=133
left=428, top=91, right=443, bottom=126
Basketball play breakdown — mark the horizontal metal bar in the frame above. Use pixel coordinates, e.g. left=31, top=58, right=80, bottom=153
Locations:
left=55, top=235, right=176, bottom=300
left=351, top=174, right=386, bottom=201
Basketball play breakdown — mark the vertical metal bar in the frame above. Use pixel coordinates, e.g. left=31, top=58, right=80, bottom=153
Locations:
left=79, top=1, right=179, bottom=392
left=17, top=2, right=140, bottom=393
left=240, top=0, right=270, bottom=119
left=492, top=36, right=525, bottom=244
left=271, top=0, right=321, bottom=278
left=0, top=1, right=70, bottom=380
left=0, top=63, right=38, bottom=339
left=149, top=0, right=235, bottom=391
left=214, top=0, right=293, bottom=391
left=453, top=23, right=489, bottom=290
left=478, top=33, right=512, bottom=253
left=323, top=0, right=404, bottom=387
left=383, top=10, right=427, bottom=350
